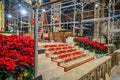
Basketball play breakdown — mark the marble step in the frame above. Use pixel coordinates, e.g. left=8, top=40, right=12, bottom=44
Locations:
left=59, top=55, right=94, bottom=72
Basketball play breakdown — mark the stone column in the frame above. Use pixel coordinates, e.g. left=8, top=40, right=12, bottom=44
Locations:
left=100, top=0, right=107, bottom=43
left=93, top=0, right=106, bottom=43
left=93, top=0, right=100, bottom=39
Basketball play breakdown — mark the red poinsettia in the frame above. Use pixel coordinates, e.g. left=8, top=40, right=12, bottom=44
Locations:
left=16, top=55, right=31, bottom=67
left=0, top=58, right=16, bottom=71
left=0, top=34, right=34, bottom=72
left=74, top=37, right=107, bottom=50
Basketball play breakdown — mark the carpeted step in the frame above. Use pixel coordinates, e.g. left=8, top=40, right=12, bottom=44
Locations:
left=40, top=43, right=95, bottom=72
left=59, top=56, right=94, bottom=72
left=52, top=53, right=87, bottom=65
left=49, top=50, right=83, bottom=61
left=42, top=43, right=68, bottom=48
left=45, top=49, right=80, bottom=58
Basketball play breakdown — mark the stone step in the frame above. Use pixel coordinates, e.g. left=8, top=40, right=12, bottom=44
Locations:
left=59, top=55, right=94, bottom=72
left=49, top=50, right=83, bottom=59
left=52, top=53, right=87, bottom=63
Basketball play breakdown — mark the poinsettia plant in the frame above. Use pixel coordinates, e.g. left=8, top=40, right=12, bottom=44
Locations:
left=0, top=34, right=34, bottom=80
left=74, top=37, right=107, bottom=54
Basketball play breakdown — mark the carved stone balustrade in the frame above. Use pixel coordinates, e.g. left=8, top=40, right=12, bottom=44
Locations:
left=60, top=56, right=111, bottom=80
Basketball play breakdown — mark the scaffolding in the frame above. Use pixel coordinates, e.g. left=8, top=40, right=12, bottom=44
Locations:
left=35, top=0, right=120, bottom=43
left=27, top=0, right=120, bottom=78
left=39, top=0, right=93, bottom=36
left=4, top=0, right=33, bottom=34
left=20, top=0, right=120, bottom=42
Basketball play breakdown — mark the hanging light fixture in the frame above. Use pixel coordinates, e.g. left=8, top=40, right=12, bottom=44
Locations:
left=8, top=14, right=12, bottom=18
left=95, top=2, right=100, bottom=8
left=42, top=9, right=46, bottom=12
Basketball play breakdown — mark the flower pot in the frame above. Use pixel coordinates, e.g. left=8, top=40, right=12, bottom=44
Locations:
left=19, top=74, right=23, bottom=80
left=5, top=78, right=8, bottom=80
left=75, top=46, right=79, bottom=49
left=66, top=37, right=74, bottom=43
left=23, top=72, right=28, bottom=77
left=80, top=48, right=85, bottom=53
left=5, top=76, right=13, bottom=80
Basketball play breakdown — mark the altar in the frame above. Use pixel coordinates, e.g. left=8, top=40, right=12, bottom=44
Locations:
left=50, top=32, right=72, bottom=42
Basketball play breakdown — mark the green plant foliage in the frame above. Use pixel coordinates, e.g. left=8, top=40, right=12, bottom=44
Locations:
left=0, top=31, right=14, bottom=34
left=66, top=35, right=74, bottom=38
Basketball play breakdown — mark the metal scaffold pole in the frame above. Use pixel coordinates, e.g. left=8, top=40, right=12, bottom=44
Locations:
left=81, top=2, right=84, bottom=36
left=108, top=0, right=111, bottom=44
left=73, top=0, right=76, bottom=36
left=34, top=4, right=39, bottom=79
left=50, top=6, right=53, bottom=41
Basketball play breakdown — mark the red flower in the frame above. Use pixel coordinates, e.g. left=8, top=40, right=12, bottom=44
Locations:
left=16, top=56, right=31, bottom=67
left=30, top=57, right=34, bottom=66
left=74, top=37, right=107, bottom=51
left=0, top=34, right=34, bottom=72
left=21, top=48, right=34, bottom=56
left=0, top=58, right=16, bottom=71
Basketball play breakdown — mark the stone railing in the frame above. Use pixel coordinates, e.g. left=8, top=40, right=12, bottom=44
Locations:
left=110, top=49, right=120, bottom=68
left=59, top=49, right=120, bottom=80
left=60, top=56, right=111, bottom=80
left=80, top=59, right=111, bottom=80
